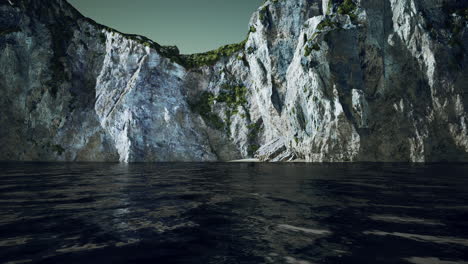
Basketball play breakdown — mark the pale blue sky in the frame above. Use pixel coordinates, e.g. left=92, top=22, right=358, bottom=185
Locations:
left=68, top=0, right=263, bottom=54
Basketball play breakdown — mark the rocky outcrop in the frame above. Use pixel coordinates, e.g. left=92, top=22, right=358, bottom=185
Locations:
left=0, top=0, right=467, bottom=162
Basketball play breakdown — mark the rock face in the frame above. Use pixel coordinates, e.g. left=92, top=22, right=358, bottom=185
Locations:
left=0, top=0, right=467, bottom=162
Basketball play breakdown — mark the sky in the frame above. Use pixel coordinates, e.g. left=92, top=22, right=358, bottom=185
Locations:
left=68, top=0, right=264, bottom=54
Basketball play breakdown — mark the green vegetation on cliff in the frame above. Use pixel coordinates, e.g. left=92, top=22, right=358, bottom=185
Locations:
left=337, top=0, right=357, bottom=20
left=86, top=11, right=257, bottom=70
left=189, top=84, right=249, bottom=132
left=317, top=18, right=338, bottom=31
left=180, top=39, right=248, bottom=69
left=189, top=92, right=225, bottom=130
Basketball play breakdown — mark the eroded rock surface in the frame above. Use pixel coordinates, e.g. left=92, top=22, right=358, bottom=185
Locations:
left=0, top=0, right=467, bottom=162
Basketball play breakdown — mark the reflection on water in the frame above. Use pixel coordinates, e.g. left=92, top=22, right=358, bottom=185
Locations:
left=0, top=163, right=468, bottom=264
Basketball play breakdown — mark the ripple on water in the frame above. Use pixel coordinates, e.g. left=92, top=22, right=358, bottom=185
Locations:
left=369, top=215, right=445, bottom=226
left=363, top=231, right=468, bottom=247
left=277, top=224, right=332, bottom=235
left=0, top=163, right=467, bottom=263
left=404, top=257, right=468, bottom=264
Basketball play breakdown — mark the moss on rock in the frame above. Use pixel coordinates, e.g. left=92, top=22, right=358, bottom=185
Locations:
left=337, top=0, right=357, bottom=17
left=189, top=92, right=224, bottom=130
left=180, top=39, right=247, bottom=69
left=190, top=84, right=249, bottom=133
left=317, top=18, right=338, bottom=31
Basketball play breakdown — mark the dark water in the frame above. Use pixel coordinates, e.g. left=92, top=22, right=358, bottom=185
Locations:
left=1, top=163, right=468, bottom=264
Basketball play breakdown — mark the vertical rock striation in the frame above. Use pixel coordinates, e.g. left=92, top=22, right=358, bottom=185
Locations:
left=0, top=0, right=467, bottom=162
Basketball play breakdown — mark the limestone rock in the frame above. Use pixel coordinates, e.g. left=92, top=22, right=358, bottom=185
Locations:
left=0, top=0, right=467, bottom=162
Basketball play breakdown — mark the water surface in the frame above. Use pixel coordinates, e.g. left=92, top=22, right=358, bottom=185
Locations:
left=0, top=163, right=467, bottom=264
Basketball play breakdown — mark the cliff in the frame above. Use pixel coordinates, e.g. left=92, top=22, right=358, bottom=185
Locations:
left=0, top=0, right=467, bottom=162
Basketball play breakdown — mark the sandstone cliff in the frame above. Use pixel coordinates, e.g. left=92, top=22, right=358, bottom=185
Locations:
left=0, top=0, right=467, bottom=162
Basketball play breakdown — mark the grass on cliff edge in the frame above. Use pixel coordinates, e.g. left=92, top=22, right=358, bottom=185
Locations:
left=180, top=39, right=248, bottom=69
left=88, top=16, right=251, bottom=70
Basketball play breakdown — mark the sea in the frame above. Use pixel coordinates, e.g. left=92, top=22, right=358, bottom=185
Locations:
left=0, top=162, right=467, bottom=264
